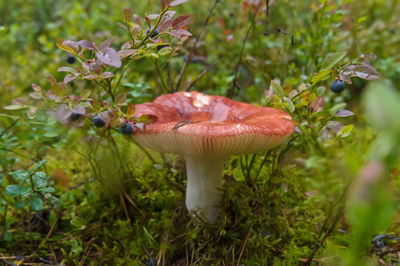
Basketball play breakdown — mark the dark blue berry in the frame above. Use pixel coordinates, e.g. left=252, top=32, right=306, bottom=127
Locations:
left=157, top=44, right=169, bottom=51
left=92, top=116, right=105, bottom=128
left=69, top=112, right=81, bottom=122
left=330, top=80, right=345, bottom=93
left=119, top=123, right=133, bottom=135
left=65, top=54, right=76, bottom=64
left=145, top=258, right=158, bottom=266
left=146, top=28, right=159, bottom=38
left=376, top=240, right=385, bottom=249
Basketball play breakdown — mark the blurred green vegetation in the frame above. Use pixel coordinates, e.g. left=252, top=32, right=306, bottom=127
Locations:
left=0, top=0, right=400, bottom=265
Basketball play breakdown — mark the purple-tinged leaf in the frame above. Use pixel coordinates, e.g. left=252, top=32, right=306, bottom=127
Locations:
left=99, top=37, right=114, bottom=51
left=96, top=48, right=122, bottom=68
left=83, top=74, right=98, bottom=80
left=361, top=52, right=377, bottom=60
left=310, top=96, right=324, bottom=113
left=121, top=41, right=132, bottom=49
left=325, top=121, right=344, bottom=134
left=164, top=11, right=176, bottom=19
left=339, top=71, right=352, bottom=84
left=335, top=110, right=354, bottom=117
left=78, top=40, right=96, bottom=50
left=131, top=24, right=141, bottom=37
left=159, top=19, right=173, bottom=33
left=71, top=105, right=86, bottom=115
left=172, top=15, right=191, bottom=29
left=133, top=14, right=143, bottom=25
left=101, top=72, right=114, bottom=79
left=168, top=29, right=192, bottom=39
left=170, top=0, right=189, bottom=7
left=64, top=74, right=77, bottom=84
left=62, top=40, right=79, bottom=51
left=32, top=83, right=41, bottom=92
left=146, top=14, right=160, bottom=20
left=119, top=49, right=138, bottom=59
left=29, top=92, right=41, bottom=99
left=12, top=97, right=27, bottom=106
left=57, top=66, right=77, bottom=73
left=341, top=63, right=379, bottom=81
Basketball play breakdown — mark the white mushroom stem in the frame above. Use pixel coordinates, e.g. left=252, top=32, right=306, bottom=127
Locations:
left=185, top=156, right=226, bottom=223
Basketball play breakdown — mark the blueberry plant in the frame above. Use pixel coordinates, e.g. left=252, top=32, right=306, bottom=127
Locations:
left=5, top=0, right=192, bottom=137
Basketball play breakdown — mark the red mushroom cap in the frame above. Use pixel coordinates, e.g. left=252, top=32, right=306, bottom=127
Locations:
left=132, top=91, right=295, bottom=158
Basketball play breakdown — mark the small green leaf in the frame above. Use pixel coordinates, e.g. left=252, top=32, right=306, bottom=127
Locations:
left=311, top=69, right=332, bottom=84
left=320, top=51, right=346, bottom=71
left=337, top=124, right=354, bottom=138
left=3, top=105, right=27, bottom=110
left=5, top=185, right=23, bottom=197
left=44, top=131, right=59, bottom=138
left=270, top=78, right=284, bottom=98
left=4, top=232, right=12, bottom=241
left=329, top=103, right=347, bottom=114
left=30, top=195, right=44, bottom=211
left=30, top=159, right=47, bottom=172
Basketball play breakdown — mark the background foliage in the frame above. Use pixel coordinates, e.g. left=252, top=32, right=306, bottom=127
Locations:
left=0, top=0, right=400, bottom=265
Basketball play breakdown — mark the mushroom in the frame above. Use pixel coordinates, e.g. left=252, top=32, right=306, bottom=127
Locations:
left=131, top=91, right=295, bottom=222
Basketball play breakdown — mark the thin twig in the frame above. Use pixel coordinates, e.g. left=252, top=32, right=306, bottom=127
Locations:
left=0, top=119, right=19, bottom=137
left=120, top=192, right=131, bottom=223
left=227, top=2, right=262, bottom=98
left=122, top=190, right=143, bottom=215
left=304, top=206, right=344, bottom=265
left=185, top=58, right=221, bottom=91
left=237, top=227, right=252, bottom=266
left=175, top=0, right=220, bottom=91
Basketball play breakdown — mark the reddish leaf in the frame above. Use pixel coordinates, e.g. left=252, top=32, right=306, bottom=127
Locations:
left=32, top=83, right=42, bottom=92
left=96, top=48, right=122, bottom=68
left=126, top=103, right=135, bottom=117
left=123, top=7, right=133, bottom=22
left=170, top=0, right=189, bottom=7
left=172, top=15, right=191, bottom=29
left=161, top=0, right=170, bottom=9
left=310, top=96, right=324, bottom=113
